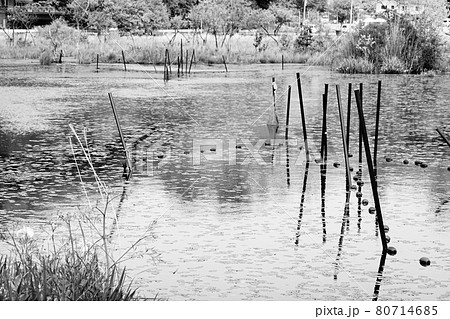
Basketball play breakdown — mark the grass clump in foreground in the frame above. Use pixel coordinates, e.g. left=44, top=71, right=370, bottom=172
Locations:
left=0, top=228, right=135, bottom=301
left=0, top=127, right=156, bottom=301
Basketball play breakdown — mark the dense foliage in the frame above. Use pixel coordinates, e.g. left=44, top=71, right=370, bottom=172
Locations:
left=336, top=14, right=444, bottom=74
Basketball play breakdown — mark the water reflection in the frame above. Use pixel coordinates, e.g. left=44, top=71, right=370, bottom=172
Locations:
left=295, top=161, right=310, bottom=245
left=1, top=62, right=450, bottom=300
left=372, top=252, right=387, bottom=301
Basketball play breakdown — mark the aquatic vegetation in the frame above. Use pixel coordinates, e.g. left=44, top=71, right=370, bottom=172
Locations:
left=0, top=227, right=136, bottom=301
left=0, top=127, right=158, bottom=301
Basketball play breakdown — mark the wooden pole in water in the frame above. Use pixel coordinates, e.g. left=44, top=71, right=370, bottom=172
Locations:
left=222, top=55, right=228, bottom=73
left=346, top=83, right=352, bottom=151
left=185, top=49, right=188, bottom=75
left=167, top=49, right=172, bottom=74
left=358, top=83, right=363, bottom=172
left=121, top=50, right=127, bottom=72
left=374, top=80, right=382, bottom=178
left=436, top=128, right=450, bottom=148
left=189, top=49, right=195, bottom=74
left=336, top=85, right=353, bottom=188
left=296, top=72, right=309, bottom=162
left=96, top=54, right=99, bottom=71
left=269, top=77, right=279, bottom=126
left=285, top=85, right=291, bottom=140
left=320, top=84, right=328, bottom=243
left=177, top=56, right=180, bottom=77
left=163, top=50, right=167, bottom=81
left=180, top=40, right=183, bottom=76
left=320, top=84, right=328, bottom=162
left=281, top=54, right=284, bottom=70
left=354, top=89, right=388, bottom=252
left=108, top=93, right=132, bottom=178
left=59, top=50, right=63, bottom=63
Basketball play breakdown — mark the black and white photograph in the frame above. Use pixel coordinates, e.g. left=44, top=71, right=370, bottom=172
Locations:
left=0, top=0, right=449, bottom=313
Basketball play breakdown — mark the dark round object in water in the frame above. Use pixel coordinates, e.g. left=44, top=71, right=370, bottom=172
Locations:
left=184, top=151, right=190, bottom=154
left=403, top=159, right=409, bottom=165
left=419, top=257, right=431, bottom=267
left=350, top=185, right=357, bottom=190
left=353, top=175, right=359, bottom=182
left=368, top=207, right=376, bottom=214
left=314, top=158, right=321, bottom=164
left=356, top=192, right=362, bottom=198
left=200, top=150, right=204, bottom=153
left=210, top=148, right=216, bottom=152
left=348, top=153, right=353, bottom=158
left=448, top=166, right=450, bottom=171
left=415, top=160, right=422, bottom=166
left=386, top=157, right=393, bottom=162
left=385, top=235, right=391, bottom=243
left=387, top=246, right=397, bottom=256
left=384, top=225, right=390, bottom=233
left=349, top=166, right=354, bottom=172
left=333, top=162, right=340, bottom=168
left=264, top=142, right=271, bottom=146
left=235, top=145, right=242, bottom=149
left=356, top=171, right=362, bottom=177
left=157, top=155, right=164, bottom=159
left=357, top=180, right=365, bottom=186
left=420, top=163, right=428, bottom=168
left=362, top=199, right=369, bottom=206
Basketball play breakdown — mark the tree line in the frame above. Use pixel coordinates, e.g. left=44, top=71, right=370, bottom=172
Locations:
left=7, top=0, right=356, bottom=36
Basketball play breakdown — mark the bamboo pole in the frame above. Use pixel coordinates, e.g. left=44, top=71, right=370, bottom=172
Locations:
left=358, top=83, right=363, bottom=172
left=285, top=85, right=291, bottom=140
left=180, top=39, right=183, bottom=76
left=185, top=49, right=188, bottom=75
left=374, top=80, right=382, bottom=178
left=163, top=50, right=168, bottom=81
left=346, top=83, right=352, bottom=151
left=320, top=84, right=328, bottom=162
left=189, top=49, right=195, bottom=74
left=222, top=55, right=228, bottom=72
left=336, top=85, right=353, bottom=189
left=436, top=128, right=450, bottom=148
left=121, top=50, right=127, bottom=72
left=296, top=72, right=309, bottom=162
left=354, top=89, right=388, bottom=252
left=167, top=49, right=172, bottom=74
left=108, top=93, right=132, bottom=179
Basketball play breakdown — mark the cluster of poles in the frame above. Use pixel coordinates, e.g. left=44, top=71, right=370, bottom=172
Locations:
left=94, top=41, right=229, bottom=79
left=163, top=39, right=197, bottom=81
left=271, top=74, right=394, bottom=300
left=276, top=74, right=390, bottom=253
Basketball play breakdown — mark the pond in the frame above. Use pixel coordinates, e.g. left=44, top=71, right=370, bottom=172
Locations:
left=0, top=60, right=449, bottom=300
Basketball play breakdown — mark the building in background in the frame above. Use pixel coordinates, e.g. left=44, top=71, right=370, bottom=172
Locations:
left=375, top=1, right=424, bottom=15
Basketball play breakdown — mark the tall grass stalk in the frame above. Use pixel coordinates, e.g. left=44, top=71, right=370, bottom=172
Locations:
left=0, top=125, right=157, bottom=300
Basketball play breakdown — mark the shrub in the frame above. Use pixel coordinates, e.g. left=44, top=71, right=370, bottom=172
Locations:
left=39, top=50, right=53, bottom=65
left=293, top=26, right=313, bottom=50
left=335, top=13, right=444, bottom=74
left=380, top=56, right=405, bottom=74
left=336, top=57, right=374, bottom=74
